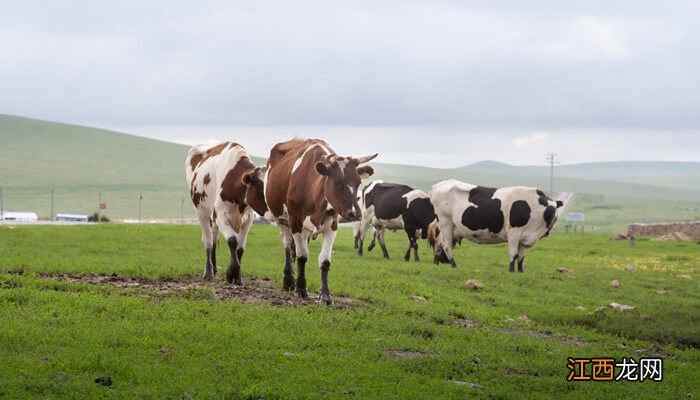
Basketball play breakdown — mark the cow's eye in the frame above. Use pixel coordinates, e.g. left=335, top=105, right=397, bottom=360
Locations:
left=334, top=181, right=342, bottom=187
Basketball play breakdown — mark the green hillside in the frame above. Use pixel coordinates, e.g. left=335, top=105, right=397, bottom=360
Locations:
left=1, top=115, right=698, bottom=231
left=459, top=160, right=700, bottom=191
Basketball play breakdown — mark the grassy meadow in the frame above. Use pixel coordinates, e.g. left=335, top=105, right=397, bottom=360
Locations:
left=0, top=224, right=698, bottom=399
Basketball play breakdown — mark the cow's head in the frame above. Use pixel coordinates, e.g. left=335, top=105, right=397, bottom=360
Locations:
left=242, top=165, right=268, bottom=216
left=314, top=153, right=377, bottom=221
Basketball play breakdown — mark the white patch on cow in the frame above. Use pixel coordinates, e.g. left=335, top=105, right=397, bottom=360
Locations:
left=317, top=216, right=337, bottom=266
left=373, top=215, right=404, bottom=231
left=336, top=159, right=348, bottom=177
left=402, top=189, right=429, bottom=208
left=291, top=143, right=333, bottom=174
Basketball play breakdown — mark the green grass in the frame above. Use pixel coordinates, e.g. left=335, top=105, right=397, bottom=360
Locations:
left=0, top=224, right=698, bottom=399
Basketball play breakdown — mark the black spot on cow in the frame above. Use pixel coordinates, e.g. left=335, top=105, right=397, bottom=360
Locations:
left=509, top=200, right=531, bottom=228
left=365, top=183, right=412, bottom=220
left=543, top=205, right=556, bottom=226
left=406, top=197, right=436, bottom=238
left=461, top=186, right=504, bottom=234
left=536, top=190, right=549, bottom=207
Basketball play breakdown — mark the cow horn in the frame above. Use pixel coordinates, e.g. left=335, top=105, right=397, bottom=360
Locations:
left=325, top=153, right=337, bottom=163
left=356, top=153, right=378, bottom=164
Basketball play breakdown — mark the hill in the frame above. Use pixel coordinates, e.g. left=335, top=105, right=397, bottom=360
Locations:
left=459, top=160, right=700, bottom=191
left=1, top=114, right=698, bottom=231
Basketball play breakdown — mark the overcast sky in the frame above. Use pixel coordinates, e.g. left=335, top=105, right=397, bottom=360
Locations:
left=2, top=1, right=699, bottom=167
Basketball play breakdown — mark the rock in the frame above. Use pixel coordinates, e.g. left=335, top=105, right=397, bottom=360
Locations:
left=678, top=275, right=692, bottom=280
left=182, top=393, right=192, bottom=399
left=517, top=314, right=531, bottom=323
left=624, top=265, right=637, bottom=271
left=95, top=376, right=112, bottom=386
left=609, top=302, right=635, bottom=311
left=283, top=352, right=294, bottom=357
left=464, top=279, right=483, bottom=290
left=591, top=306, right=608, bottom=314
left=454, top=381, right=484, bottom=389
left=611, top=279, right=620, bottom=288
left=656, top=289, right=669, bottom=295
left=557, top=268, right=573, bottom=273
left=575, top=306, right=586, bottom=311
left=157, top=348, right=171, bottom=356
left=408, top=295, right=426, bottom=302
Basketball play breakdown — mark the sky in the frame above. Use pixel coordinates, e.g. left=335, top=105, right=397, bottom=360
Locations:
left=2, top=0, right=699, bottom=167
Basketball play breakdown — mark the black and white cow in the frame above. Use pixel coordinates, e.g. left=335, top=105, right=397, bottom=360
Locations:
left=428, top=179, right=563, bottom=272
left=354, top=181, right=436, bottom=261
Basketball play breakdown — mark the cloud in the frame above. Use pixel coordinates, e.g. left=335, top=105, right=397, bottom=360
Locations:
left=514, top=132, right=550, bottom=147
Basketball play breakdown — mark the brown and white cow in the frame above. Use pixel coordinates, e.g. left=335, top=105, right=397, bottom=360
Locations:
left=186, top=141, right=267, bottom=283
left=264, top=138, right=376, bottom=304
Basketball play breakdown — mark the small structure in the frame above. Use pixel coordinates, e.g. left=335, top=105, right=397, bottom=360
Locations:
left=0, top=211, right=39, bottom=221
left=55, top=213, right=89, bottom=222
left=564, top=212, right=585, bottom=233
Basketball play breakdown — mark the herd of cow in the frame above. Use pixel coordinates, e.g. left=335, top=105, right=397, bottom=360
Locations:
left=186, top=138, right=564, bottom=304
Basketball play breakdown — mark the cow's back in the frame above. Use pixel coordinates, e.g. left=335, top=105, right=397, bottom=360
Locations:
left=265, top=138, right=333, bottom=218
left=187, top=142, right=253, bottom=212
left=365, top=183, right=413, bottom=220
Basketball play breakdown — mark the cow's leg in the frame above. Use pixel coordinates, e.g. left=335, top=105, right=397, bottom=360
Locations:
left=378, top=228, right=391, bottom=259
left=517, top=245, right=526, bottom=273
left=404, top=227, right=420, bottom=262
left=197, top=210, right=216, bottom=280
left=214, top=207, right=243, bottom=285
left=318, top=219, right=337, bottom=305
left=413, top=235, right=420, bottom=262
left=438, top=224, right=458, bottom=268
left=292, top=224, right=311, bottom=298
left=235, top=209, right=254, bottom=266
left=210, top=221, right=219, bottom=276
left=367, top=228, right=377, bottom=252
left=279, top=224, right=296, bottom=292
left=507, top=234, right=521, bottom=273
left=355, top=211, right=372, bottom=256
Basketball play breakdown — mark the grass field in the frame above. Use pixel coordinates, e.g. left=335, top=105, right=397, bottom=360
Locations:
left=0, top=224, right=698, bottom=399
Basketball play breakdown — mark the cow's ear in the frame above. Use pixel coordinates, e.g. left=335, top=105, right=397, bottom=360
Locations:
left=356, top=165, right=374, bottom=179
left=242, top=172, right=254, bottom=185
left=315, top=162, right=329, bottom=176
left=556, top=200, right=564, bottom=208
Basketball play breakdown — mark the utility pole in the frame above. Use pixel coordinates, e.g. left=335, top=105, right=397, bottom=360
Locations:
left=546, top=153, right=558, bottom=196
left=50, top=189, right=55, bottom=221
left=139, top=193, right=143, bottom=223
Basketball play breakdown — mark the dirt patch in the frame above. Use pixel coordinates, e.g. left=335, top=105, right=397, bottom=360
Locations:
left=495, top=327, right=587, bottom=347
left=383, top=349, right=431, bottom=358
left=452, top=318, right=478, bottom=328
left=32, top=272, right=363, bottom=308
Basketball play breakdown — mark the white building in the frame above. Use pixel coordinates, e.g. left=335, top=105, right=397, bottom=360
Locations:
left=0, top=211, right=39, bottom=221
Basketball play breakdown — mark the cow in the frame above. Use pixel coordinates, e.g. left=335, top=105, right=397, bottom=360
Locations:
left=186, top=141, right=268, bottom=284
left=264, top=138, right=376, bottom=304
left=354, top=181, right=436, bottom=261
left=428, top=179, right=563, bottom=272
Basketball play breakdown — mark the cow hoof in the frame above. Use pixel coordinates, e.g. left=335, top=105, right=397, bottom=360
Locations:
left=283, top=274, right=295, bottom=292
left=226, top=265, right=241, bottom=285
left=202, top=271, right=215, bottom=280
left=296, top=288, right=309, bottom=298
left=449, top=259, right=458, bottom=268
left=319, top=293, right=333, bottom=305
